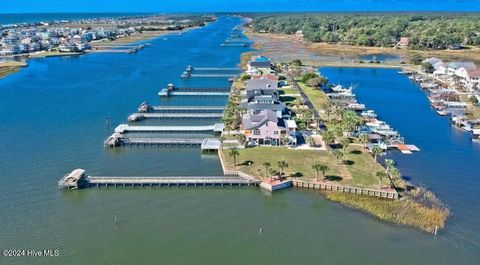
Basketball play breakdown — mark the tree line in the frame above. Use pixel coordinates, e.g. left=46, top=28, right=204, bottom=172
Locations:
left=249, top=14, right=480, bottom=50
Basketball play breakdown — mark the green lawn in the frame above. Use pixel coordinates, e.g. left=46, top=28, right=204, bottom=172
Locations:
left=221, top=145, right=383, bottom=189
left=279, top=88, right=300, bottom=95
left=297, top=81, right=330, bottom=112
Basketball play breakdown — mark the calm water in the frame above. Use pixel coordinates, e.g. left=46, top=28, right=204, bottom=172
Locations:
left=1, top=16, right=479, bottom=265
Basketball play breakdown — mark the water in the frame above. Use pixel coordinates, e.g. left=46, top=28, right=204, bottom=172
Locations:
left=359, top=54, right=403, bottom=62
left=1, top=16, right=479, bottom=265
left=321, top=67, right=480, bottom=256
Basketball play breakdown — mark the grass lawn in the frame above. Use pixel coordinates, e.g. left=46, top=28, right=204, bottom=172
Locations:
left=297, top=81, right=330, bottom=112
left=221, top=145, right=383, bottom=189
left=279, top=88, right=300, bottom=95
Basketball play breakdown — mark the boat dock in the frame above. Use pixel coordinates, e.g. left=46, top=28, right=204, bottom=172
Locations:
left=114, top=124, right=224, bottom=133
left=59, top=169, right=260, bottom=189
left=148, top=105, right=225, bottom=113
left=128, top=112, right=223, bottom=122
left=159, top=90, right=230, bottom=97
left=291, top=180, right=399, bottom=199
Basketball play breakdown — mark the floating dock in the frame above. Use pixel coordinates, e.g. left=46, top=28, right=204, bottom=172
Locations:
left=128, top=112, right=223, bottom=122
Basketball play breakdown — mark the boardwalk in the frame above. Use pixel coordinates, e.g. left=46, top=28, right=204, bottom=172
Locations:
left=128, top=113, right=223, bottom=121
left=291, top=180, right=399, bottom=199
left=115, top=124, right=217, bottom=133
left=120, top=137, right=203, bottom=146
left=150, top=106, right=225, bottom=112
left=159, top=90, right=230, bottom=97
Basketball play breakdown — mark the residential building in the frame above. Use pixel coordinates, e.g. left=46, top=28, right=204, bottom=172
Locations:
left=246, top=55, right=274, bottom=75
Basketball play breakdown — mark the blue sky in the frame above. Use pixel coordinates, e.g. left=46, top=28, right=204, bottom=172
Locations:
left=1, top=0, right=479, bottom=13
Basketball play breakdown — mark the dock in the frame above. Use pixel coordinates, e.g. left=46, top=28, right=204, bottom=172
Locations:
left=59, top=169, right=260, bottom=189
left=128, top=113, right=223, bottom=122
left=159, top=90, right=230, bottom=97
left=149, top=106, right=225, bottom=112
left=291, top=180, right=399, bottom=199
left=114, top=124, right=223, bottom=133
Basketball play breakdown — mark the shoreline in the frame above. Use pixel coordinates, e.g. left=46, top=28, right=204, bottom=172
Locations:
left=246, top=31, right=480, bottom=65
left=0, top=25, right=205, bottom=79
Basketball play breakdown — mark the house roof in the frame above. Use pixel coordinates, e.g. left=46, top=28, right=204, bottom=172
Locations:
left=467, top=68, right=480, bottom=78
left=285, top=120, right=297, bottom=129
left=242, top=109, right=278, bottom=130
left=251, top=74, right=279, bottom=81
left=448, top=62, right=477, bottom=70
left=246, top=78, right=278, bottom=91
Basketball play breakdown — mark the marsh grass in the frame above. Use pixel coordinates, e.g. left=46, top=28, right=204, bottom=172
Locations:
left=324, top=187, right=450, bottom=233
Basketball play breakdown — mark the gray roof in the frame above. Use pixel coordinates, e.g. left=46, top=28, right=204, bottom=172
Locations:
left=246, top=78, right=278, bottom=91
left=242, top=109, right=278, bottom=130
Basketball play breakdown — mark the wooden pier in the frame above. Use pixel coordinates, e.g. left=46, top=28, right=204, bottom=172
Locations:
left=159, top=90, right=230, bottom=97
left=118, top=137, right=203, bottom=146
left=149, top=106, right=225, bottom=112
left=291, top=180, right=399, bottom=199
left=128, top=112, right=223, bottom=122
left=59, top=169, right=260, bottom=189
left=115, top=124, right=223, bottom=133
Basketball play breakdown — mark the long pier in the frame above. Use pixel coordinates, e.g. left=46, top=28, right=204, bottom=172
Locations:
left=173, top=87, right=231, bottom=92
left=189, top=74, right=238, bottom=78
left=291, top=180, right=399, bottom=199
left=87, top=176, right=259, bottom=187
left=159, top=90, right=230, bottom=97
left=58, top=169, right=260, bottom=189
left=115, top=124, right=221, bottom=133
left=119, top=137, right=203, bottom=146
left=149, top=106, right=225, bottom=112
left=193, top=67, right=240, bottom=71
left=128, top=112, right=223, bottom=122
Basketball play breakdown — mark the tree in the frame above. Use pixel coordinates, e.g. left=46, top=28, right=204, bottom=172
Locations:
left=236, top=133, right=246, bottom=146
left=321, top=130, right=336, bottom=147
left=376, top=171, right=387, bottom=189
left=228, top=149, right=240, bottom=166
left=332, top=149, right=344, bottom=164
left=240, top=74, right=251, bottom=81
left=384, top=159, right=395, bottom=173
left=219, top=136, right=225, bottom=148
left=340, top=137, right=350, bottom=152
left=307, top=76, right=328, bottom=88
left=468, top=95, right=479, bottom=105
left=280, top=136, right=290, bottom=146
left=371, top=146, right=383, bottom=161
left=277, top=160, right=289, bottom=176
left=301, top=72, right=318, bottom=83
left=422, top=62, right=434, bottom=73
left=312, top=163, right=329, bottom=182
left=262, top=162, right=271, bottom=177
left=359, top=133, right=369, bottom=149
left=291, top=59, right=303, bottom=66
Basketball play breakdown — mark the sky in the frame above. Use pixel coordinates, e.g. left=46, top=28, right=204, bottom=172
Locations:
left=0, top=0, right=479, bottom=13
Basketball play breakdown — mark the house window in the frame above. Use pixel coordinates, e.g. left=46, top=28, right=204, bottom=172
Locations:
left=253, top=129, right=260, bottom=135
left=273, top=131, right=278, bottom=135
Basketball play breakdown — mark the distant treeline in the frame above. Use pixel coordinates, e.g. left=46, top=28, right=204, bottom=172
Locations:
left=249, top=14, right=480, bottom=49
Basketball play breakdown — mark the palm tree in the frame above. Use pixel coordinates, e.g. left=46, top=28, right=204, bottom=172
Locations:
left=359, top=133, right=369, bottom=149
left=332, top=149, right=344, bottom=164
left=384, top=159, right=395, bottom=172
left=228, top=148, right=239, bottom=166
left=277, top=160, right=289, bottom=176
left=236, top=133, right=246, bottom=146
left=371, top=146, right=383, bottom=161
left=321, top=130, right=335, bottom=148
left=262, top=162, right=271, bottom=177
left=219, top=136, right=225, bottom=149
left=376, top=171, right=387, bottom=189
left=340, top=137, right=350, bottom=152
left=312, top=163, right=329, bottom=182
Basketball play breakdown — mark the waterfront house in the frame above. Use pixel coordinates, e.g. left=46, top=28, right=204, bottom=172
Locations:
left=242, top=95, right=287, bottom=118
left=241, top=109, right=296, bottom=146
left=466, top=68, right=480, bottom=91
left=245, top=77, right=279, bottom=101
left=246, top=55, right=275, bottom=75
